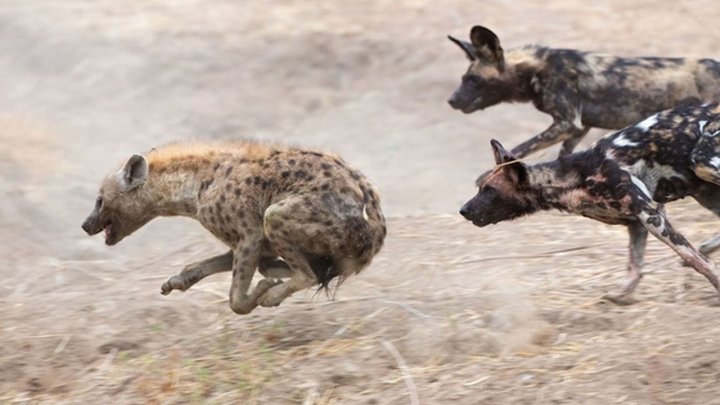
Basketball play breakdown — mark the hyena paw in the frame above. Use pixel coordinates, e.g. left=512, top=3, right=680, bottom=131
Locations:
left=257, top=284, right=286, bottom=308
left=160, top=275, right=187, bottom=295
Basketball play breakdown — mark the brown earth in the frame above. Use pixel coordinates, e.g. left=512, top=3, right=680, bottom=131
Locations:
left=2, top=1, right=720, bottom=404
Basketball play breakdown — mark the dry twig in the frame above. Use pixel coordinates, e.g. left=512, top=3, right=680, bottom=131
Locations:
left=382, top=339, right=420, bottom=405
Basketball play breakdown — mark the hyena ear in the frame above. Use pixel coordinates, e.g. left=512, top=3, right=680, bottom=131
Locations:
left=469, top=26, right=504, bottom=66
left=447, top=35, right=477, bottom=61
left=120, top=154, right=149, bottom=191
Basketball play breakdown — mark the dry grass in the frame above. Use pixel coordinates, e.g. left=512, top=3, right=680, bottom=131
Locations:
left=5, top=202, right=720, bottom=404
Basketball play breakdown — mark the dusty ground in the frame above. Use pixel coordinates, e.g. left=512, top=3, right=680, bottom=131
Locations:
left=2, top=0, right=720, bottom=404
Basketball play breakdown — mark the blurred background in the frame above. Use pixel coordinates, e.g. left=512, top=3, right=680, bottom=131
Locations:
left=2, top=1, right=720, bottom=403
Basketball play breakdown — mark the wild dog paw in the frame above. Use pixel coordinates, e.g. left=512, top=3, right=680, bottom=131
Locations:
left=160, top=275, right=187, bottom=295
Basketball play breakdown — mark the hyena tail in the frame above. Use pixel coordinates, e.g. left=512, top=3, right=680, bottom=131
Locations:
left=305, top=218, right=378, bottom=294
left=305, top=254, right=339, bottom=291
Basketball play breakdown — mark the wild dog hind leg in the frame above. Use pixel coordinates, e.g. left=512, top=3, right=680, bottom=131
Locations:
left=637, top=207, right=720, bottom=293
left=603, top=223, right=648, bottom=305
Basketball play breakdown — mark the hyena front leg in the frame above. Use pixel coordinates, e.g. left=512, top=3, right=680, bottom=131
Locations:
left=161, top=251, right=233, bottom=295
left=603, top=222, right=648, bottom=305
left=637, top=208, right=720, bottom=294
left=228, top=235, right=281, bottom=315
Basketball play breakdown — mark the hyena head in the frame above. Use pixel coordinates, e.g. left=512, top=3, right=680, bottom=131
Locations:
left=81, top=154, right=154, bottom=246
left=459, top=140, right=537, bottom=226
left=447, top=26, right=514, bottom=113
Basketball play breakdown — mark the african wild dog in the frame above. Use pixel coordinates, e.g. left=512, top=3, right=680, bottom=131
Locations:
left=81, top=141, right=386, bottom=314
left=459, top=102, right=720, bottom=303
left=447, top=25, right=720, bottom=158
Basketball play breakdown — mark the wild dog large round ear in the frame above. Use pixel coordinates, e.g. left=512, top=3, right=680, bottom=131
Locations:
left=469, top=26, right=504, bottom=66
left=490, top=139, right=514, bottom=164
left=120, top=154, right=149, bottom=191
left=447, top=35, right=477, bottom=61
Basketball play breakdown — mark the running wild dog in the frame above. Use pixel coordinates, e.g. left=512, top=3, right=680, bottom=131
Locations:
left=459, top=102, right=720, bottom=303
left=81, top=141, right=386, bottom=314
left=447, top=26, right=720, bottom=158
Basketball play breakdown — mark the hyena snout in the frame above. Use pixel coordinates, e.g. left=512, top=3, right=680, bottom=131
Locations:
left=81, top=214, right=100, bottom=235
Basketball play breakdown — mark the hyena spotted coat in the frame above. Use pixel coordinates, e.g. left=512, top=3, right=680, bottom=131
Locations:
left=448, top=26, right=720, bottom=158
left=460, top=102, right=720, bottom=303
left=81, top=141, right=386, bottom=314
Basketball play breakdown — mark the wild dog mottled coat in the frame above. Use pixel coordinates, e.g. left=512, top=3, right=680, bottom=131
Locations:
left=460, top=102, right=720, bottom=303
left=448, top=26, right=720, bottom=158
left=81, top=141, right=386, bottom=314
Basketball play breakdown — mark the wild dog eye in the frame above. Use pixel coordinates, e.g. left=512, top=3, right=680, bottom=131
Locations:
left=482, top=185, right=495, bottom=194
left=464, top=75, right=481, bottom=86
left=95, top=197, right=103, bottom=208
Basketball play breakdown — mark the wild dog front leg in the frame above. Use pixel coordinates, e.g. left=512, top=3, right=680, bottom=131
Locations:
left=603, top=223, right=648, bottom=305
left=511, top=90, right=587, bottom=158
left=511, top=120, right=588, bottom=159
left=228, top=237, right=281, bottom=315
left=638, top=209, right=720, bottom=293
left=161, top=251, right=233, bottom=295
left=559, top=126, right=591, bottom=157
left=699, top=234, right=720, bottom=256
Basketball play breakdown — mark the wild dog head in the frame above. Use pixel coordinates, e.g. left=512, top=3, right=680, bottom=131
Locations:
left=459, top=140, right=538, bottom=226
left=81, top=154, right=154, bottom=245
left=447, top=26, right=516, bottom=113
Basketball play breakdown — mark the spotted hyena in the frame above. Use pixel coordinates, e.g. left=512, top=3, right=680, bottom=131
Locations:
left=447, top=25, right=720, bottom=158
left=459, top=102, right=720, bottom=304
left=81, top=141, right=386, bottom=314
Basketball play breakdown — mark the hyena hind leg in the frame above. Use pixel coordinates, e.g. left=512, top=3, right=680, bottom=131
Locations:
left=258, top=196, right=365, bottom=307
left=258, top=256, right=293, bottom=279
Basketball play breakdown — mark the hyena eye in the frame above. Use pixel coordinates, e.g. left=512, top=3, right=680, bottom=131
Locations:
left=482, top=185, right=495, bottom=194
left=95, top=197, right=103, bottom=209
